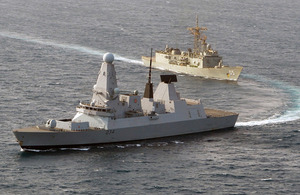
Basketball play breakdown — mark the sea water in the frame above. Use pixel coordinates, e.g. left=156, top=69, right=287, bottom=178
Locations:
left=0, top=0, right=299, bottom=194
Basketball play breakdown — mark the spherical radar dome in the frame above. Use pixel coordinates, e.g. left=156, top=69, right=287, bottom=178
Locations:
left=103, top=53, right=114, bottom=63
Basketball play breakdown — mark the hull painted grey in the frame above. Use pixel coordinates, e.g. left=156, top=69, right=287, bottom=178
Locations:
left=13, top=114, right=238, bottom=149
left=12, top=53, right=239, bottom=150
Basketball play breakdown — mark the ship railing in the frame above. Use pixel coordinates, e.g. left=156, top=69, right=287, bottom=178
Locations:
left=78, top=102, right=112, bottom=113
left=119, top=90, right=139, bottom=96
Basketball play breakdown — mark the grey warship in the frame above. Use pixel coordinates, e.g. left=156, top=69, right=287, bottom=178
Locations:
left=13, top=52, right=238, bottom=150
left=142, top=16, right=243, bottom=81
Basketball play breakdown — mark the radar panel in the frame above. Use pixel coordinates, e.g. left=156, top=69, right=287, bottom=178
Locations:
left=160, top=75, right=177, bottom=83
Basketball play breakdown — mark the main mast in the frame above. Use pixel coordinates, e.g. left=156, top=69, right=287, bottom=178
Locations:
left=143, top=48, right=153, bottom=98
left=187, top=15, right=207, bottom=53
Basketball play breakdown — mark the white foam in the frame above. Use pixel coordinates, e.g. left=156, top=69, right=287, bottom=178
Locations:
left=21, top=148, right=55, bottom=152
left=60, top=147, right=90, bottom=151
left=0, top=31, right=143, bottom=65
left=173, top=140, right=184, bottom=144
left=260, top=178, right=273, bottom=181
left=114, top=55, right=143, bottom=65
left=116, top=145, right=125, bottom=148
left=1, top=31, right=299, bottom=127
left=237, top=74, right=300, bottom=127
left=236, top=109, right=300, bottom=127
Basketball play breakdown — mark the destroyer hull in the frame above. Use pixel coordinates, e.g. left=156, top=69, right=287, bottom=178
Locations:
left=13, top=109, right=238, bottom=150
left=142, top=57, right=242, bottom=81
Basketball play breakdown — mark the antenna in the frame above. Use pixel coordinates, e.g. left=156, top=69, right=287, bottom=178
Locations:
left=187, top=15, right=208, bottom=53
left=143, top=48, right=154, bottom=98
left=148, top=48, right=153, bottom=84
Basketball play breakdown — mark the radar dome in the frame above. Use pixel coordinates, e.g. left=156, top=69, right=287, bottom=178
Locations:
left=103, top=53, right=114, bottom=63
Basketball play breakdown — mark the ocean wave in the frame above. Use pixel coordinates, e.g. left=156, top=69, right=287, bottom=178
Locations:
left=0, top=31, right=143, bottom=65
left=1, top=31, right=298, bottom=127
left=236, top=74, right=300, bottom=126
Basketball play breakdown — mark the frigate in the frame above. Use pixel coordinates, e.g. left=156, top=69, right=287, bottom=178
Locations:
left=142, top=16, right=243, bottom=81
left=13, top=52, right=238, bottom=150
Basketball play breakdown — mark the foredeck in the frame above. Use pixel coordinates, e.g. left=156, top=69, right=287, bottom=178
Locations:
left=13, top=126, right=52, bottom=133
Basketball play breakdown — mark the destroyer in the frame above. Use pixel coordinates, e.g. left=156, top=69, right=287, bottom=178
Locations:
left=142, top=16, right=243, bottom=81
left=13, top=52, right=238, bottom=150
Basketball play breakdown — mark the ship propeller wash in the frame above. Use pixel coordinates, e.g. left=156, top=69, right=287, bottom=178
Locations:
left=13, top=52, right=238, bottom=150
left=142, top=16, right=243, bottom=81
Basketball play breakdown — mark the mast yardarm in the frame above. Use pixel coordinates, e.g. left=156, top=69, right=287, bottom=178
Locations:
left=187, top=15, right=207, bottom=53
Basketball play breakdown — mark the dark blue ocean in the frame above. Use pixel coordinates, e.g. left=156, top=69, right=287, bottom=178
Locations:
left=0, top=0, right=299, bottom=194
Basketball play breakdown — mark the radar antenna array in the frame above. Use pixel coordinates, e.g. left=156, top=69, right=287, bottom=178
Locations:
left=187, top=15, right=207, bottom=53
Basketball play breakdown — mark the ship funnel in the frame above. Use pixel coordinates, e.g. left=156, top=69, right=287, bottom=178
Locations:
left=143, top=48, right=154, bottom=98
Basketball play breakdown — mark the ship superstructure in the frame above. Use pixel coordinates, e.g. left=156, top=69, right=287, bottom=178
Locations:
left=13, top=52, right=238, bottom=150
left=142, top=16, right=243, bottom=81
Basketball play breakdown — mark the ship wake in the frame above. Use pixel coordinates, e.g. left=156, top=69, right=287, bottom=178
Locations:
left=1, top=31, right=299, bottom=127
left=0, top=31, right=143, bottom=65
left=236, top=74, right=300, bottom=127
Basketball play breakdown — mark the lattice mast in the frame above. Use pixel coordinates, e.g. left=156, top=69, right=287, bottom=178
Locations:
left=187, top=15, right=207, bottom=53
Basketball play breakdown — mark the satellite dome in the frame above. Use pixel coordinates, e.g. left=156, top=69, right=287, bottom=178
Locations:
left=103, top=53, right=114, bottom=63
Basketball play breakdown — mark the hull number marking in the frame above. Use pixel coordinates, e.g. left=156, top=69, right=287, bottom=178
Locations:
left=106, top=130, right=115, bottom=135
